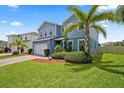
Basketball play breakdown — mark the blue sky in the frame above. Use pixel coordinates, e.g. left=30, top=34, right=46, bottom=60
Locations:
left=0, top=5, right=124, bottom=44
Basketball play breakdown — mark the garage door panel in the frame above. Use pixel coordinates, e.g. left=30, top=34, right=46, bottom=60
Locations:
left=34, top=43, right=48, bottom=56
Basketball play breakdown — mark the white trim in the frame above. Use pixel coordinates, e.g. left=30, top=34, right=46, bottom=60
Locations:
left=55, top=25, right=57, bottom=36
left=61, top=26, right=64, bottom=32
left=78, top=39, right=84, bottom=51
left=67, top=40, right=73, bottom=50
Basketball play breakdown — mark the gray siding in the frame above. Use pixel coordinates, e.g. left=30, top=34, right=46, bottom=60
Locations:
left=38, top=22, right=56, bottom=38
left=64, top=15, right=99, bottom=55
left=49, top=39, right=56, bottom=54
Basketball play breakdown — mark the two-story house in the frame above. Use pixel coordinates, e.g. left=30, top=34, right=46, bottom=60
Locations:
left=33, top=15, right=99, bottom=56
left=7, top=32, right=38, bottom=53
left=33, top=21, right=63, bottom=55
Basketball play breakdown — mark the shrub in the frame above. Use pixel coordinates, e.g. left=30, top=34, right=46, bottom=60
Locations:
left=51, top=52, right=68, bottom=59
left=54, top=45, right=63, bottom=53
left=12, top=51, right=18, bottom=55
left=64, top=52, right=87, bottom=63
left=28, top=49, right=33, bottom=54
left=0, top=48, right=5, bottom=53
left=44, top=49, right=50, bottom=57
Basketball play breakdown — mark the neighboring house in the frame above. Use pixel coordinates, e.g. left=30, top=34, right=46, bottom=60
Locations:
left=7, top=32, right=38, bottom=53
left=0, top=40, right=7, bottom=48
left=33, top=15, right=99, bottom=56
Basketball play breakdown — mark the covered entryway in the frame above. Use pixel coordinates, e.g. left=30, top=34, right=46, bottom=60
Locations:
left=34, top=43, right=48, bottom=56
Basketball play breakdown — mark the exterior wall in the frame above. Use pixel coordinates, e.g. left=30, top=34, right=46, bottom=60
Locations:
left=7, top=33, right=38, bottom=53
left=64, top=16, right=84, bottom=39
left=0, top=43, right=7, bottom=48
left=38, top=22, right=57, bottom=38
left=56, top=25, right=62, bottom=37
left=89, top=28, right=99, bottom=55
left=7, top=35, right=19, bottom=52
left=49, top=39, right=56, bottom=54
left=63, top=15, right=99, bottom=55
left=20, top=34, right=38, bottom=41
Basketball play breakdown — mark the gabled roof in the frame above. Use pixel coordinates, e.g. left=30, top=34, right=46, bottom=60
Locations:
left=7, top=32, right=38, bottom=37
left=37, top=21, right=62, bottom=32
left=63, top=14, right=75, bottom=23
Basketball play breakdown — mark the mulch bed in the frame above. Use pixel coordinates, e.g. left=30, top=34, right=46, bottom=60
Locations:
left=32, top=58, right=66, bottom=63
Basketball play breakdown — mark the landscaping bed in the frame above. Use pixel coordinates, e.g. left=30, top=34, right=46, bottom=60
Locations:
left=32, top=58, right=65, bottom=63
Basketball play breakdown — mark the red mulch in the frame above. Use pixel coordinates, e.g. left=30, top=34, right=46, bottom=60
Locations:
left=32, top=58, right=66, bottom=63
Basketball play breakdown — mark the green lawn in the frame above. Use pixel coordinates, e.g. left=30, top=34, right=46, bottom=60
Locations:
left=0, top=54, right=124, bottom=88
left=0, top=53, right=27, bottom=59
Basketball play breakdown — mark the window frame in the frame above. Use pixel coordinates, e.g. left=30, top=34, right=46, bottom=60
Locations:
left=67, top=40, right=73, bottom=50
left=78, top=39, right=85, bottom=51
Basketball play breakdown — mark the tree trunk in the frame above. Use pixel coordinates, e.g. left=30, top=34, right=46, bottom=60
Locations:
left=84, top=25, right=92, bottom=63
left=17, top=45, right=20, bottom=54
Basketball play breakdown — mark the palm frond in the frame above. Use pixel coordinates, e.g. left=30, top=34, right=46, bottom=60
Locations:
left=87, top=5, right=99, bottom=21
left=91, top=23, right=107, bottom=38
left=67, top=5, right=86, bottom=21
left=116, top=5, right=124, bottom=23
left=91, top=11, right=115, bottom=23
left=64, top=23, right=79, bottom=38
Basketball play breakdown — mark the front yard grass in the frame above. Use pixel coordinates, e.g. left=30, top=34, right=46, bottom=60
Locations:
left=0, top=54, right=124, bottom=88
left=0, top=53, right=27, bottom=59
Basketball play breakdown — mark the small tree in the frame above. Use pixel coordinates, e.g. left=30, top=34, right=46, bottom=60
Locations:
left=10, top=39, right=27, bottom=54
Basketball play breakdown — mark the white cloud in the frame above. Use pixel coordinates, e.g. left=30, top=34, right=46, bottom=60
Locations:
left=1, top=20, right=8, bottom=23
left=8, top=5, right=19, bottom=8
left=10, top=21, right=23, bottom=26
left=10, top=31, right=16, bottom=34
left=98, top=5, right=118, bottom=12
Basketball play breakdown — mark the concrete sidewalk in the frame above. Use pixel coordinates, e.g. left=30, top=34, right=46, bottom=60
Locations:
left=0, top=55, right=48, bottom=67
left=0, top=53, right=12, bottom=56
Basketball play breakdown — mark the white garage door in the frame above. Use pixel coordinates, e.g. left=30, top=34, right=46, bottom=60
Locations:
left=34, top=43, right=48, bottom=56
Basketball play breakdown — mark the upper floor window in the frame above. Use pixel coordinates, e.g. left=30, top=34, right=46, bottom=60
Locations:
left=79, top=25, right=83, bottom=31
left=41, top=33, right=42, bottom=37
left=45, top=33, right=47, bottom=36
left=50, top=31, right=52, bottom=35
left=25, top=37, right=27, bottom=40
left=50, top=29, right=52, bottom=35
left=61, top=27, right=64, bottom=32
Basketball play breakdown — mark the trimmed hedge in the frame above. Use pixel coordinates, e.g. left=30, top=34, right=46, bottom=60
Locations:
left=28, top=49, right=33, bottom=54
left=51, top=52, right=68, bottom=59
left=64, top=52, right=87, bottom=63
left=0, top=48, right=5, bottom=53
left=12, top=51, right=18, bottom=55
left=44, top=49, right=50, bottom=57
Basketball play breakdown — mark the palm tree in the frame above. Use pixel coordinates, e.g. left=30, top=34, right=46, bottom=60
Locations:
left=64, top=5, right=115, bottom=63
left=116, top=5, right=124, bottom=23
left=10, top=39, right=27, bottom=54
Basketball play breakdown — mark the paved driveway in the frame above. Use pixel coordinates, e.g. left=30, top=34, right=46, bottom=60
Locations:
left=0, top=55, right=48, bottom=67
